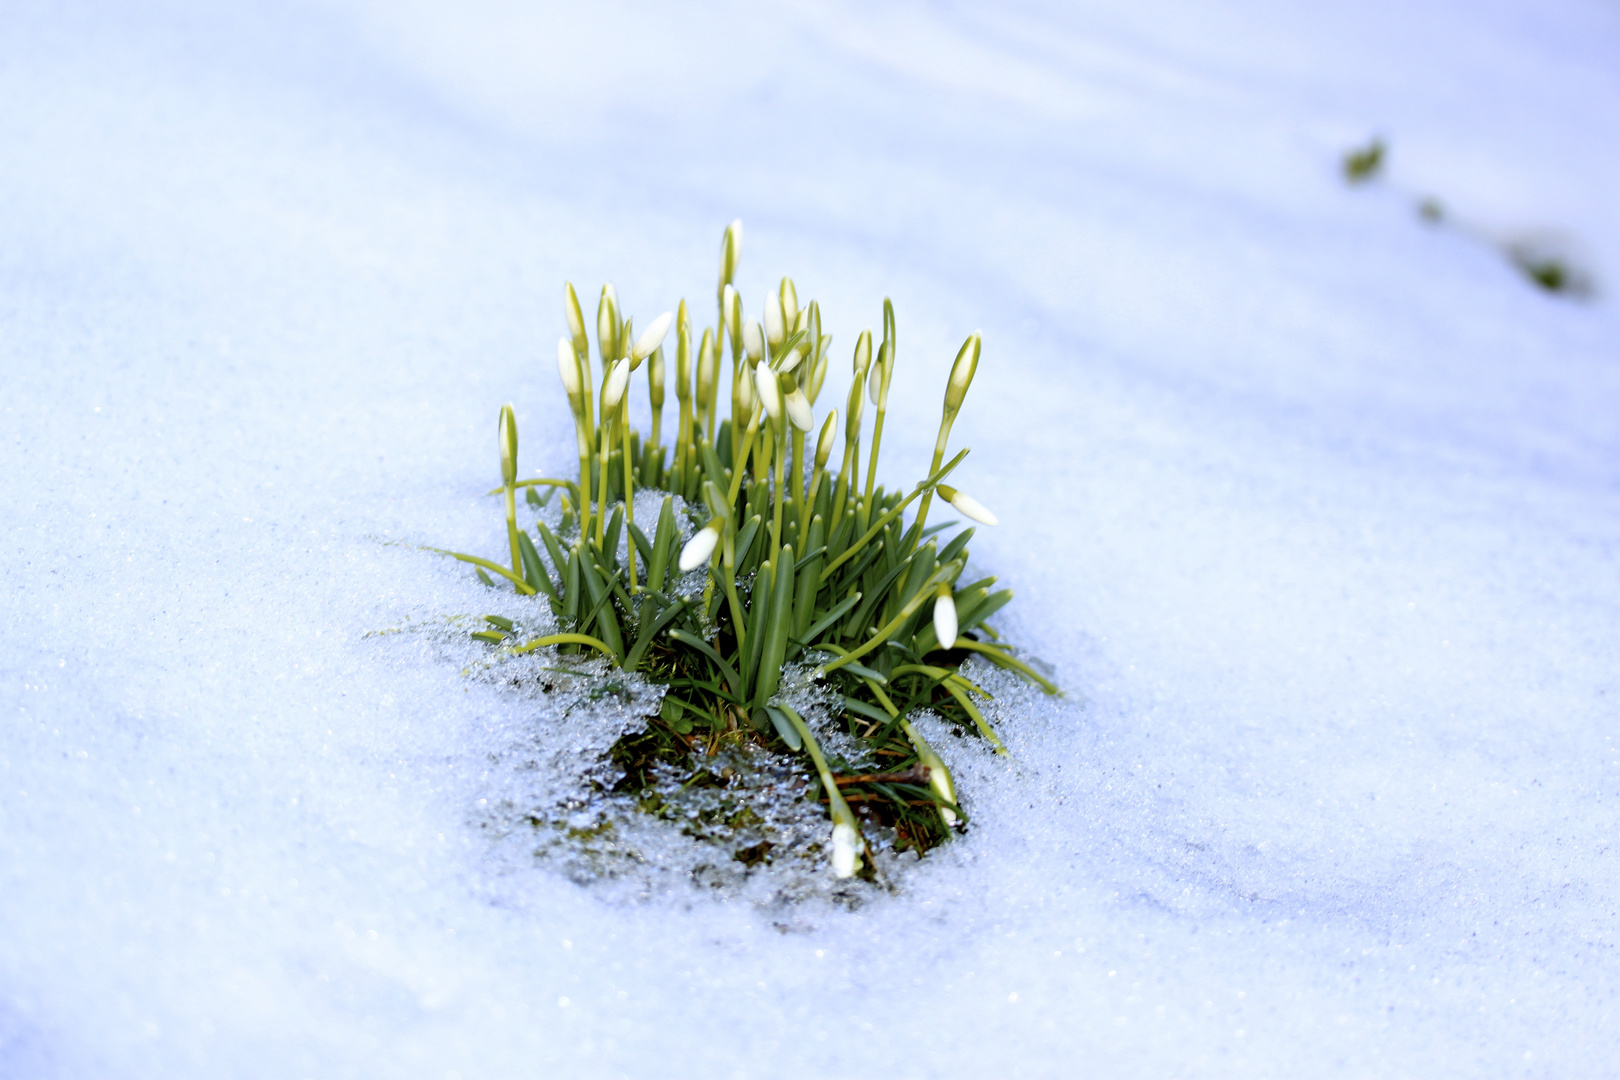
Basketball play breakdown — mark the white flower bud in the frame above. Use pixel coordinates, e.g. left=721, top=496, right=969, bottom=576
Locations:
left=779, top=277, right=798, bottom=325
left=632, top=311, right=673, bottom=361
left=831, top=822, right=860, bottom=879
left=602, top=358, right=630, bottom=410
left=815, top=410, right=837, bottom=470
left=945, top=333, right=980, bottom=413
left=852, top=330, right=872, bottom=377
left=696, top=329, right=716, bottom=404
left=742, top=321, right=764, bottom=363
left=754, top=362, right=782, bottom=421
left=784, top=387, right=813, bottom=431
left=733, top=358, right=755, bottom=414
left=498, top=404, right=518, bottom=485
left=678, top=523, right=720, bottom=571
left=648, top=347, right=665, bottom=410
left=932, top=588, right=958, bottom=651
left=763, top=294, right=785, bottom=348
left=556, top=338, right=581, bottom=398
left=845, top=373, right=866, bottom=441
left=938, top=484, right=998, bottom=526
left=721, top=284, right=739, bottom=327
left=718, top=219, right=742, bottom=288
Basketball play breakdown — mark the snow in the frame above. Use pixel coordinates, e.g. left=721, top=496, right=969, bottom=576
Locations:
left=4, top=0, right=1619, bottom=1075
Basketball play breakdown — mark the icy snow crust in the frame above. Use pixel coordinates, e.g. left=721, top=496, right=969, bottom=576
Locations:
left=3, top=0, right=1620, bottom=1075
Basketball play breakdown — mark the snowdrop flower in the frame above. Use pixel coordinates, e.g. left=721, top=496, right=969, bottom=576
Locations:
left=937, top=484, right=998, bottom=526
left=809, top=351, right=829, bottom=404
left=763, top=293, right=785, bottom=349
left=831, top=822, right=860, bottom=879
left=815, top=410, right=838, bottom=470
left=944, top=333, right=981, bottom=413
left=597, top=285, right=620, bottom=366
left=852, top=329, right=872, bottom=377
left=602, top=358, right=630, bottom=410
left=648, top=347, right=665, bottom=411
left=845, top=372, right=866, bottom=440
left=733, top=357, right=755, bottom=415
left=678, top=523, right=720, bottom=571
left=696, top=331, right=716, bottom=405
left=932, top=586, right=958, bottom=651
left=779, top=277, right=798, bottom=326
left=556, top=338, right=581, bottom=400
left=718, top=219, right=742, bottom=290
left=784, top=385, right=813, bottom=431
left=869, top=341, right=892, bottom=406
left=498, top=404, right=518, bottom=485
left=742, top=320, right=764, bottom=363
left=563, top=282, right=588, bottom=361
left=631, top=311, right=673, bottom=362
left=754, top=362, right=782, bottom=421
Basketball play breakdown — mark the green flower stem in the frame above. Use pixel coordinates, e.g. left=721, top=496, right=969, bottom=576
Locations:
left=818, top=448, right=969, bottom=583
left=769, top=422, right=787, bottom=565
left=621, top=410, right=637, bottom=591
left=778, top=704, right=865, bottom=876
left=911, top=410, right=956, bottom=539
left=504, top=482, right=522, bottom=579
left=725, top=408, right=760, bottom=510
left=595, top=412, right=612, bottom=550
left=951, top=638, right=1060, bottom=694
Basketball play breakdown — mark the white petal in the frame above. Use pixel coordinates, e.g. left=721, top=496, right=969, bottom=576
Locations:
left=632, top=311, right=673, bottom=360
left=754, top=364, right=782, bottom=420
left=933, top=592, right=958, bottom=651
left=784, top=389, right=814, bottom=431
left=602, top=358, right=630, bottom=408
left=678, top=525, right=720, bottom=571
left=742, top=321, right=763, bottom=361
left=948, top=490, right=998, bottom=526
left=831, top=822, right=860, bottom=879
left=556, top=339, right=580, bottom=395
left=763, top=296, right=784, bottom=346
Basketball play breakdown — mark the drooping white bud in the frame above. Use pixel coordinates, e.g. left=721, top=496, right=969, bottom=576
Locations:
left=632, top=311, right=674, bottom=361
left=938, top=484, right=998, bottom=526
left=602, top=358, right=631, bottom=410
left=831, top=822, right=860, bottom=879
left=784, top=386, right=813, bottom=431
left=932, top=587, right=958, bottom=651
left=678, top=523, right=720, bottom=571
left=742, top=321, right=764, bottom=363
left=754, top=363, right=782, bottom=421
left=556, top=338, right=581, bottom=398
left=815, top=410, right=838, bottom=470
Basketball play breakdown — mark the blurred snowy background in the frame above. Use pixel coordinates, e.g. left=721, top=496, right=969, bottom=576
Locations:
left=3, top=0, right=1619, bottom=1076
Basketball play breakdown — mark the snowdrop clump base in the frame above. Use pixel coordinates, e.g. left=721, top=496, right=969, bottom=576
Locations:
left=437, top=221, right=1057, bottom=884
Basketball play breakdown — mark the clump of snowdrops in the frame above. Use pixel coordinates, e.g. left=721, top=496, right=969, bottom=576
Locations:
left=438, top=221, right=1057, bottom=877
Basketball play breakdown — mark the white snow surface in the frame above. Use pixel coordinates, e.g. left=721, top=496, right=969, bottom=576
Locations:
left=4, top=0, right=1620, bottom=1075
